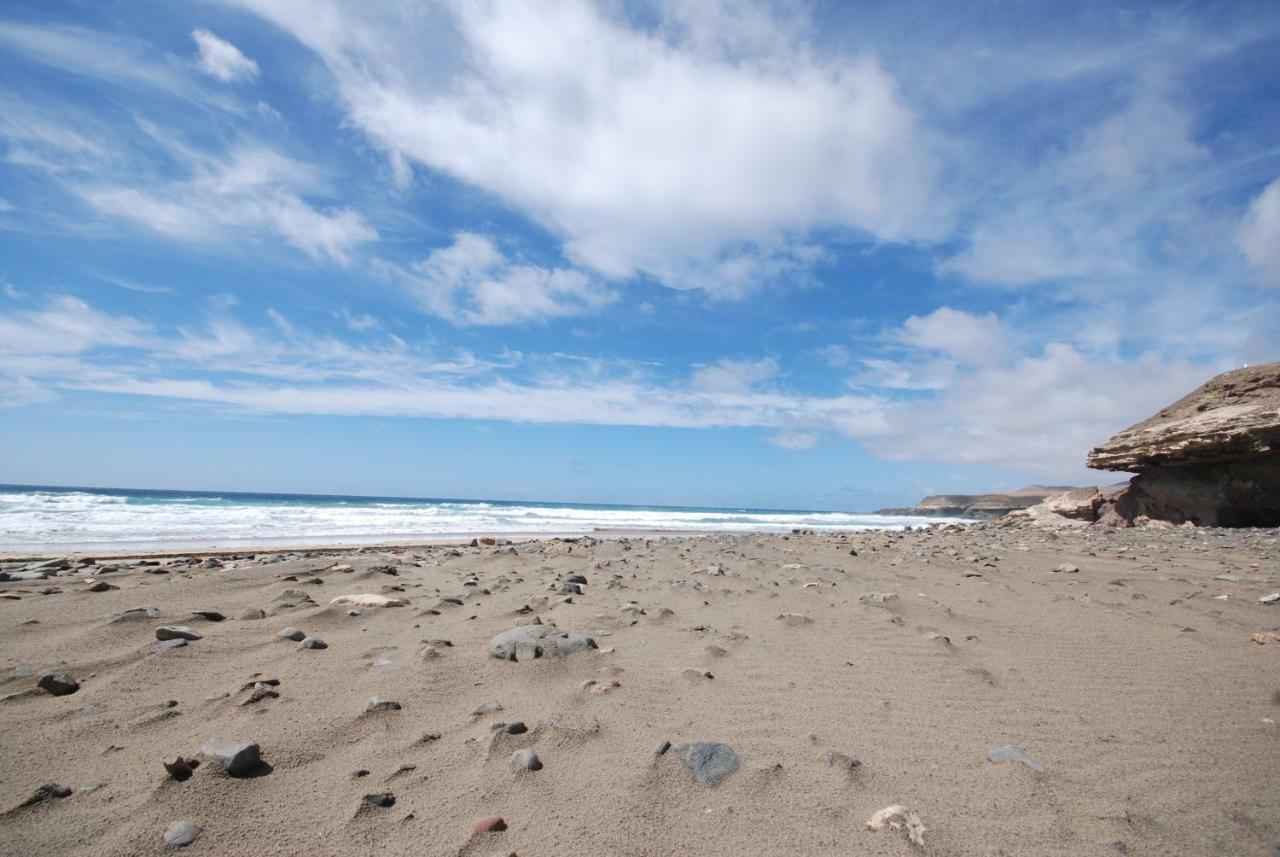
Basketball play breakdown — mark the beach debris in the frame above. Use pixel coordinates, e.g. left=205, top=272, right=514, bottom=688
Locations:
left=199, top=739, right=263, bottom=777
left=155, top=626, right=202, bottom=642
left=163, top=819, right=202, bottom=847
left=37, top=673, right=79, bottom=696
left=511, top=748, right=542, bottom=771
left=329, top=593, right=408, bottom=608
left=673, top=742, right=740, bottom=786
left=487, top=625, right=597, bottom=661
left=1250, top=632, right=1280, bottom=645
left=988, top=745, right=1044, bottom=772
left=865, top=804, right=926, bottom=847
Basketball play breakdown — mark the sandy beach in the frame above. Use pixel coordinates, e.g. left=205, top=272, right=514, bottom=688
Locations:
left=1, top=523, right=1277, bottom=856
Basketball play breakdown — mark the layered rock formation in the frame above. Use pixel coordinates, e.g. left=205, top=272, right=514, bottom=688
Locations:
left=1085, top=362, right=1280, bottom=527
left=878, top=486, right=1074, bottom=519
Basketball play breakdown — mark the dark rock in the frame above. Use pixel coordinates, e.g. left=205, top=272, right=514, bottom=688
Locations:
left=366, top=696, right=402, bottom=714
left=155, top=626, right=201, bottom=642
left=37, top=673, right=79, bottom=696
left=299, top=637, right=327, bottom=650
left=190, top=611, right=225, bottom=622
left=363, top=792, right=396, bottom=808
left=277, top=627, right=305, bottom=641
left=511, top=748, right=542, bottom=771
left=163, top=756, right=196, bottom=780
left=470, top=816, right=507, bottom=833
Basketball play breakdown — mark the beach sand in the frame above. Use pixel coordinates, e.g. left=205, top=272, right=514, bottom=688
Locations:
left=1, top=524, right=1278, bottom=855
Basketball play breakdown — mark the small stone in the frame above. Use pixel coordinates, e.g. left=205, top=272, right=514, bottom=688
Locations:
left=156, top=626, right=202, bottom=642
left=151, top=639, right=188, bottom=653
left=776, top=612, right=812, bottom=626
left=86, top=580, right=117, bottom=592
left=471, top=816, right=507, bottom=833
left=1214, top=574, right=1242, bottom=582
left=366, top=696, right=402, bottom=714
left=299, top=637, right=327, bottom=649
left=1051, top=563, right=1080, bottom=574
left=673, top=742, right=740, bottom=785
left=1260, top=592, right=1280, bottom=604
left=363, top=792, right=396, bottom=808
left=277, top=627, right=306, bottom=641
left=22, top=783, right=72, bottom=806
left=655, top=740, right=671, bottom=756
left=473, top=700, right=503, bottom=716
left=163, top=820, right=201, bottom=847
left=199, top=739, right=262, bottom=777
left=511, top=748, right=542, bottom=771
left=191, top=610, right=225, bottom=622
left=504, top=721, right=527, bottom=735
left=820, top=750, right=861, bottom=770
left=988, top=744, right=1043, bottom=773
left=163, top=756, right=195, bottom=780
left=37, top=673, right=79, bottom=696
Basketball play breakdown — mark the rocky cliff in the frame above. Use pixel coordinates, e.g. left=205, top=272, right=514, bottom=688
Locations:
left=1042, top=362, right=1280, bottom=528
left=879, top=486, right=1074, bottom=519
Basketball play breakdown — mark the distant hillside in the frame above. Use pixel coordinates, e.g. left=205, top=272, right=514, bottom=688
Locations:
left=878, top=485, right=1076, bottom=519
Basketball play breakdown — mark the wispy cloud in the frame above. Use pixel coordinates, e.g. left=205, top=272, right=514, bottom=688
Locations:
left=192, top=29, right=259, bottom=84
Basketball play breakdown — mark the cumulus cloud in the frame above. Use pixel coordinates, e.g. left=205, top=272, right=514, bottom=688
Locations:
left=192, top=29, right=259, bottom=83
left=1238, top=177, right=1280, bottom=288
left=401, top=232, right=615, bottom=325
left=894, top=307, right=1008, bottom=365
left=230, top=0, right=940, bottom=293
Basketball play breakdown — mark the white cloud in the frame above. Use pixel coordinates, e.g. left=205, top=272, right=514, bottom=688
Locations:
left=401, top=232, right=614, bottom=325
left=1238, top=177, right=1280, bottom=288
left=895, top=307, right=1008, bottom=365
left=75, top=146, right=376, bottom=263
left=767, top=429, right=819, bottom=451
left=854, top=344, right=1220, bottom=478
left=690, top=357, right=779, bottom=393
left=231, top=0, right=940, bottom=293
left=192, top=29, right=259, bottom=83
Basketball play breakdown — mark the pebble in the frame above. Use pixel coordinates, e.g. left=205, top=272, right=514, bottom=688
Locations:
left=511, top=748, right=542, bottom=771
left=37, top=673, right=80, bottom=696
left=155, top=626, right=202, bottom=642
left=363, top=792, right=396, bottom=808
left=199, top=739, right=262, bottom=777
left=1052, top=563, right=1080, bottom=574
left=471, top=816, right=507, bottom=833
left=163, top=820, right=202, bottom=847
left=776, top=612, right=812, bottom=626
left=163, top=756, right=196, bottom=779
left=151, top=639, right=188, bottom=653
left=504, top=721, right=528, bottom=735
left=299, top=637, right=328, bottom=649
left=473, top=700, right=503, bottom=716
left=673, top=742, right=740, bottom=785
left=277, top=627, right=306, bottom=641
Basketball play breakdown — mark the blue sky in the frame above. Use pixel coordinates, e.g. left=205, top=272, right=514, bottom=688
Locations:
left=0, top=0, right=1277, bottom=510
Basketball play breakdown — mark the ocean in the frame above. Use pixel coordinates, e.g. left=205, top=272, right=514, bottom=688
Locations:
left=0, top=484, right=960, bottom=551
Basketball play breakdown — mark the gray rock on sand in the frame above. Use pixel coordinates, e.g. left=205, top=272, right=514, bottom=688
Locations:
left=111, top=606, right=158, bottom=623
left=155, top=626, right=202, bottom=642
left=299, top=637, right=327, bottom=649
left=163, top=820, right=202, bottom=847
left=511, top=748, right=543, bottom=771
left=1051, top=563, right=1080, bottom=574
left=988, top=745, right=1044, bottom=773
left=487, top=626, right=597, bottom=662
left=672, top=742, right=740, bottom=785
left=37, top=673, right=79, bottom=696
left=277, top=627, right=306, bottom=641
left=199, top=739, right=262, bottom=777
left=860, top=592, right=899, bottom=606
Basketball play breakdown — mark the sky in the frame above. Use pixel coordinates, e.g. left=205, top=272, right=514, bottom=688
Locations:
left=0, top=0, right=1278, bottom=511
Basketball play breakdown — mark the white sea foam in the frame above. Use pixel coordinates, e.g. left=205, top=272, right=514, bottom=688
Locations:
left=0, top=489, right=962, bottom=550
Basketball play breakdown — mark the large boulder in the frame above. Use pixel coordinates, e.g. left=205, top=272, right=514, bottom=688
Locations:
left=1087, top=362, right=1280, bottom=527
